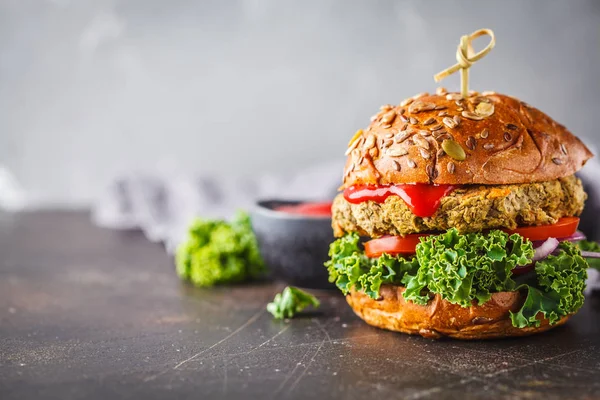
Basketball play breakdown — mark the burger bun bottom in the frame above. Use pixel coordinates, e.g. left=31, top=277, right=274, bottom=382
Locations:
left=347, top=285, right=570, bottom=339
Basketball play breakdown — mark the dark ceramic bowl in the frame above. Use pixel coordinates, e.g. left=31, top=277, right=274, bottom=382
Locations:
left=250, top=200, right=335, bottom=289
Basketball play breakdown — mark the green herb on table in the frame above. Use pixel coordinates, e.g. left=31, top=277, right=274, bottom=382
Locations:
left=175, top=211, right=265, bottom=287
left=267, top=287, right=320, bottom=319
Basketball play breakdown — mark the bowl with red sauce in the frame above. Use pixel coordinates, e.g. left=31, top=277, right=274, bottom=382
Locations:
left=250, top=200, right=335, bottom=289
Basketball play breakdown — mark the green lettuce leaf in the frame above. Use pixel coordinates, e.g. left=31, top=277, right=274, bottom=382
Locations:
left=267, top=286, right=320, bottom=319
left=175, top=211, right=265, bottom=287
left=403, top=229, right=534, bottom=307
left=324, top=233, right=419, bottom=299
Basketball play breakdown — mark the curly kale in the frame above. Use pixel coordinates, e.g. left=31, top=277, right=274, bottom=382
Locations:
left=403, top=229, right=533, bottom=307
left=577, top=240, right=600, bottom=270
left=325, top=229, right=591, bottom=329
left=510, top=242, right=587, bottom=327
left=175, top=211, right=265, bottom=287
left=325, top=232, right=419, bottom=299
left=267, top=286, right=320, bottom=319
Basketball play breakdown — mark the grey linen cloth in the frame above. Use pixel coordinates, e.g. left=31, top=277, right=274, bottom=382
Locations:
left=92, top=156, right=600, bottom=290
left=92, top=160, right=344, bottom=252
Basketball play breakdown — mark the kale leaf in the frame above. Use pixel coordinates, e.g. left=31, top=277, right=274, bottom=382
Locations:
left=325, top=230, right=590, bottom=329
left=510, top=242, right=587, bottom=327
left=403, top=229, right=533, bottom=307
left=324, top=232, right=419, bottom=299
left=577, top=240, right=600, bottom=270
left=175, top=211, right=265, bottom=287
left=267, top=286, right=320, bottom=319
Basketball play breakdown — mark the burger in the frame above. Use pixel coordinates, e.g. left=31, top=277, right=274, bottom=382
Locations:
left=325, top=89, right=596, bottom=339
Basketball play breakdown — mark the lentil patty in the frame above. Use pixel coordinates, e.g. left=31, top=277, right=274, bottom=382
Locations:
left=332, top=175, right=586, bottom=237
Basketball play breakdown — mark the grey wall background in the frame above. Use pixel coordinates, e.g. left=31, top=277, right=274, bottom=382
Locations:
left=1, top=0, right=599, bottom=207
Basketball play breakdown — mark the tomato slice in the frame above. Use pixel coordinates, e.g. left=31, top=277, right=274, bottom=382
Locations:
left=503, top=217, right=579, bottom=242
left=364, top=234, right=430, bottom=258
left=363, top=217, right=580, bottom=259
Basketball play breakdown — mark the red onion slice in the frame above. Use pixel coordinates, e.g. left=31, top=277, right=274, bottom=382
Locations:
left=531, top=231, right=587, bottom=248
left=581, top=251, right=600, bottom=259
left=563, top=230, right=587, bottom=242
left=532, top=237, right=560, bottom=261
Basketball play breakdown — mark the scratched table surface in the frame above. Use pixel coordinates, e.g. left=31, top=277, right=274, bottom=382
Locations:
left=1, top=212, right=600, bottom=400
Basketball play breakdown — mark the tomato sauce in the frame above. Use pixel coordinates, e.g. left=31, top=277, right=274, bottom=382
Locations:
left=343, top=184, right=457, bottom=218
left=275, top=202, right=332, bottom=217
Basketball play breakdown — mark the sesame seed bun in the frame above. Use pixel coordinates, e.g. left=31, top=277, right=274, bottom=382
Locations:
left=347, top=285, right=570, bottom=340
left=343, top=91, right=593, bottom=187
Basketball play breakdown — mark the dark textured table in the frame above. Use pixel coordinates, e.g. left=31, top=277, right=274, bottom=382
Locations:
left=1, top=211, right=600, bottom=400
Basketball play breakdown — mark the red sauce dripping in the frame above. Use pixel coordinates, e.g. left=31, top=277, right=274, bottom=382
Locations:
left=275, top=202, right=332, bottom=217
left=343, top=184, right=457, bottom=218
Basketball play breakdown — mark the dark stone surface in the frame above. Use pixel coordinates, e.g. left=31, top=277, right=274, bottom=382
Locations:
left=1, top=211, right=600, bottom=400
